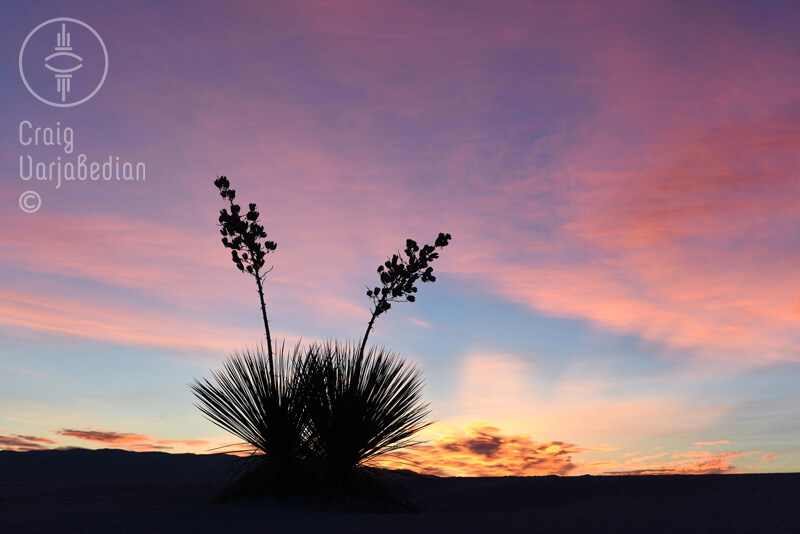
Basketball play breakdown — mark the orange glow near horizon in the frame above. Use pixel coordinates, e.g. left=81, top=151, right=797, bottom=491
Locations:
left=0, top=423, right=783, bottom=477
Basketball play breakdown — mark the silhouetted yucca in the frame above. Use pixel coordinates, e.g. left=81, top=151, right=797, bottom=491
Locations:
left=190, top=342, right=311, bottom=468
left=303, top=340, right=431, bottom=472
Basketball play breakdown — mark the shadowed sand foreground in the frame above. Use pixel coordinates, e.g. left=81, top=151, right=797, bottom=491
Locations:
left=1, top=449, right=799, bottom=533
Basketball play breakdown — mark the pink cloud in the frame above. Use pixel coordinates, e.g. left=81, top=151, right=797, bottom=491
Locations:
left=55, top=428, right=210, bottom=452
left=386, top=424, right=580, bottom=477
left=447, top=115, right=800, bottom=363
left=629, top=453, right=669, bottom=463
left=603, top=452, right=746, bottom=476
left=6, top=1, right=798, bottom=371
left=449, top=354, right=731, bottom=446
left=8, top=2, right=798, bottom=370
left=0, top=213, right=228, bottom=300
left=673, top=451, right=712, bottom=459
left=0, top=434, right=56, bottom=452
left=0, top=287, right=261, bottom=354
left=694, top=440, right=730, bottom=447
left=56, top=429, right=151, bottom=444
left=385, top=424, right=752, bottom=477
left=12, top=435, right=57, bottom=444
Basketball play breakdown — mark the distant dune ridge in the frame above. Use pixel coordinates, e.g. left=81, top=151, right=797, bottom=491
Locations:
left=0, top=448, right=235, bottom=482
left=2, top=449, right=800, bottom=533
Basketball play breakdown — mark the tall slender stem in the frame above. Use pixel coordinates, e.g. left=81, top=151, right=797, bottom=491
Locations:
left=254, top=270, right=274, bottom=385
left=359, top=310, right=379, bottom=360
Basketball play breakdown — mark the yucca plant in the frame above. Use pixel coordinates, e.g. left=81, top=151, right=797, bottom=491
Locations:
left=303, top=340, right=431, bottom=473
left=194, top=176, right=450, bottom=505
left=190, top=342, right=313, bottom=498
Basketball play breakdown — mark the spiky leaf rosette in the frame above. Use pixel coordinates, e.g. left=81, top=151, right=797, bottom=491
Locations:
left=303, top=340, right=431, bottom=471
left=190, top=342, right=311, bottom=465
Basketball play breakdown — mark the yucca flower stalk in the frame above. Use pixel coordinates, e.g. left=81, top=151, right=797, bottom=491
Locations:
left=360, top=233, right=451, bottom=359
left=214, top=176, right=278, bottom=384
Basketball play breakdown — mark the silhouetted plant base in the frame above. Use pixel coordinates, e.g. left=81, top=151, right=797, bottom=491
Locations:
left=194, top=340, right=431, bottom=510
left=214, top=455, right=314, bottom=503
left=341, top=467, right=421, bottom=512
left=214, top=458, right=419, bottom=512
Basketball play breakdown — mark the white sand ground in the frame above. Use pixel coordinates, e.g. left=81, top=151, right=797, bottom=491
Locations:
left=1, top=449, right=798, bottom=533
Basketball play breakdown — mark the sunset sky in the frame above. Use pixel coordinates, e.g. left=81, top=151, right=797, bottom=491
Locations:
left=2, top=0, right=800, bottom=476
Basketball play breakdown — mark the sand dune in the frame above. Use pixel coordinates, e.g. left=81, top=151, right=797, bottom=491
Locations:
left=1, top=449, right=798, bottom=533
